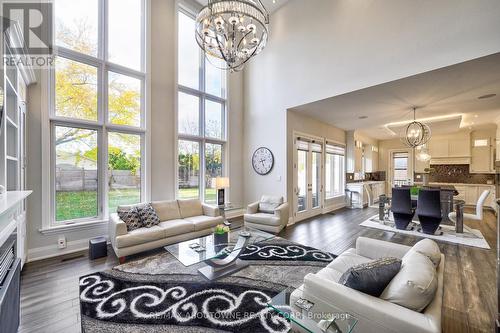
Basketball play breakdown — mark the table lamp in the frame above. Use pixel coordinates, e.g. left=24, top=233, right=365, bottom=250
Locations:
left=214, top=177, right=230, bottom=206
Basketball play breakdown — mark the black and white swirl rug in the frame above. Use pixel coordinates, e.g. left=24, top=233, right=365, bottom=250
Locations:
left=80, top=238, right=335, bottom=333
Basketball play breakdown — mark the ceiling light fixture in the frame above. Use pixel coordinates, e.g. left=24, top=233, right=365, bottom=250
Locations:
left=400, top=107, right=432, bottom=148
left=195, top=0, right=270, bottom=72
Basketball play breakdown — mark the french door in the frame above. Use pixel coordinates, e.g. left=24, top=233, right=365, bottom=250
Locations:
left=294, top=136, right=323, bottom=221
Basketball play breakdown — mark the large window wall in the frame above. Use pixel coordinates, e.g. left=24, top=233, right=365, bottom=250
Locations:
left=177, top=8, right=227, bottom=204
left=50, top=0, right=146, bottom=225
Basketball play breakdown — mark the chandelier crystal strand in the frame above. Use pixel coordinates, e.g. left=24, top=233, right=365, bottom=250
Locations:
left=195, top=0, right=270, bottom=72
left=400, top=107, right=431, bottom=148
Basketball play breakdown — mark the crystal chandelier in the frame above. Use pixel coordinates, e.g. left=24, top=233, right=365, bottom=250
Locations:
left=195, top=0, right=270, bottom=72
left=416, top=145, right=431, bottom=162
left=400, top=107, right=431, bottom=148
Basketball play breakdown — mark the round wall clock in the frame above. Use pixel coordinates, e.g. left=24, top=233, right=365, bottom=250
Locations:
left=252, top=147, right=274, bottom=175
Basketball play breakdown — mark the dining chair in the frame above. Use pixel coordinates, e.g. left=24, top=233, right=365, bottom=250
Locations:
left=390, top=187, right=415, bottom=230
left=448, top=189, right=490, bottom=224
left=416, top=189, right=443, bottom=235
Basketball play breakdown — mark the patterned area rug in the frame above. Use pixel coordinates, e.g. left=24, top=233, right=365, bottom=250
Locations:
left=79, top=238, right=335, bottom=333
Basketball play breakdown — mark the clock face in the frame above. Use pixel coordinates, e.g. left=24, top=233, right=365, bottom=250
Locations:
left=252, top=147, right=274, bottom=175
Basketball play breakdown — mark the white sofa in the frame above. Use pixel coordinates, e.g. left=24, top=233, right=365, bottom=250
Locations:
left=290, top=237, right=444, bottom=333
left=109, top=199, right=223, bottom=259
left=244, top=195, right=289, bottom=233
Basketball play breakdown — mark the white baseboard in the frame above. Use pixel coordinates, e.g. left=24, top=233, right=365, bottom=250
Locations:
left=322, top=202, right=346, bottom=214
left=27, top=236, right=108, bottom=263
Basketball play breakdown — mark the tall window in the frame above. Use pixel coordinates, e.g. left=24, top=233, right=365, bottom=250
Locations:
left=325, top=144, right=345, bottom=199
left=177, top=8, right=226, bottom=204
left=393, top=152, right=409, bottom=182
left=51, top=0, right=146, bottom=224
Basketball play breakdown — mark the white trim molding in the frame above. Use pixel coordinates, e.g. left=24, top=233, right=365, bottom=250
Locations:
left=27, top=236, right=109, bottom=263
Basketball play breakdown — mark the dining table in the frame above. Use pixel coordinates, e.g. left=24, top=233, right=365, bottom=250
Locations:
left=380, top=185, right=465, bottom=233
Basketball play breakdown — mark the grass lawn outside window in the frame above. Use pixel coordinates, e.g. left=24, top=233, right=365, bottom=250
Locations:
left=56, top=188, right=217, bottom=221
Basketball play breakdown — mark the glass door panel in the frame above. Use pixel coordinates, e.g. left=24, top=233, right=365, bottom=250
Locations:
left=312, top=151, right=321, bottom=208
left=297, top=150, right=307, bottom=213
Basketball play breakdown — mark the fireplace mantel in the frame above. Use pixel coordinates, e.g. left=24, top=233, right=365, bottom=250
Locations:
left=0, top=191, right=32, bottom=265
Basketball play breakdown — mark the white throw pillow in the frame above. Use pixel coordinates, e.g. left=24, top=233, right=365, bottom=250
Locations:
left=380, top=250, right=437, bottom=312
left=410, top=239, right=441, bottom=268
left=259, top=195, right=283, bottom=213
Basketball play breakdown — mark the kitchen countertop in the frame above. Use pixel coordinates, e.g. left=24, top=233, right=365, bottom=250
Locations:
left=415, top=182, right=495, bottom=187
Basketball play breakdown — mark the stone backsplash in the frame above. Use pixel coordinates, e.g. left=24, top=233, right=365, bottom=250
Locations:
left=417, top=164, right=496, bottom=184
left=346, top=171, right=386, bottom=183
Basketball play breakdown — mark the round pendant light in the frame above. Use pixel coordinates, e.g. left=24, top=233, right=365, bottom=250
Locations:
left=195, top=0, right=270, bottom=72
left=400, top=107, right=431, bottom=148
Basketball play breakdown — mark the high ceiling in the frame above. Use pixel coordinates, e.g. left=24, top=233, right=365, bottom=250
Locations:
left=291, top=53, right=500, bottom=140
left=195, top=0, right=289, bottom=14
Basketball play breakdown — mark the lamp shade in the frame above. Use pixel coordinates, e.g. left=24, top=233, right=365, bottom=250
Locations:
left=214, top=177, right=230, bottom=189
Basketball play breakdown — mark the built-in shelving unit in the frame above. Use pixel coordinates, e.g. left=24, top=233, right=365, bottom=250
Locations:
left=0, top=20, right=36, bottom=269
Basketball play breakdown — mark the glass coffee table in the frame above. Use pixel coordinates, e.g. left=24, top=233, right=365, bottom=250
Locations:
left=165, top=226, right=275, bottom=280
left=268, top=287, right=358, bottom=333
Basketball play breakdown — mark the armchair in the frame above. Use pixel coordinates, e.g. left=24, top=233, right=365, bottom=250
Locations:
left=244, top=195, right=289, bottom=233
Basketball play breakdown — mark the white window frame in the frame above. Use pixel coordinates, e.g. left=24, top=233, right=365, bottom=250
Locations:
left=176, top=4, right=228, bottom=203
left=325, top=145, right=345, bottom=200
left=41, top=0, right=149, bottom=230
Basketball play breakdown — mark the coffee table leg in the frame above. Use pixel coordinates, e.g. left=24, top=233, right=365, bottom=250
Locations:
left=198, top=235, right=249, bottom=280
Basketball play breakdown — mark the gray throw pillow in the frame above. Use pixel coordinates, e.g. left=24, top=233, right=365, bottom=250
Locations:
left=117, top=207, right=142, bottom=232
left=137, top=203, right=161, bottom=228
left=338, top=257, right=402, bottom=297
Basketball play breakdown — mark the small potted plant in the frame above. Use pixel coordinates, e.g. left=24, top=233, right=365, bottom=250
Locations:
left=213, top=224, right=230, bottom=247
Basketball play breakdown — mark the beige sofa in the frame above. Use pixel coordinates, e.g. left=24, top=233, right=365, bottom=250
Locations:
left=244, top=196, right=289, bottom=233
left=109, top=199, right=223, bottom=258
left=291, top=237, right=444, bottom=333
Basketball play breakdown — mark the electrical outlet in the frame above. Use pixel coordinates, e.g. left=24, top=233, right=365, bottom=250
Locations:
left=58, top=235, right=67, bottom=249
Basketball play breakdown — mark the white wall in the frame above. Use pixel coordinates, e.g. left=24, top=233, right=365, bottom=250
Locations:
left=25, top=0, right=244, bottom=260
left=243, top=0, right=500, bottom=203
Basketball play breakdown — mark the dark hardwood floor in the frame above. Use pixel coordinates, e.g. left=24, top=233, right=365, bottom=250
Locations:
left=19, top=207, right=497, bottom=333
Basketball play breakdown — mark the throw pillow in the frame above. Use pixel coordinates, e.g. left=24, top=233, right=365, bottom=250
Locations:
left=137, top=203, right=161, bottom=228
left=409, top=239, right=441, bottom=268
left=380, top=250, right=438, bottom=312
left=338, top=257, right=402, bottom=297
left=117, top=207, right=142, bottom=232
left=259, top=195, right=283, bottom=213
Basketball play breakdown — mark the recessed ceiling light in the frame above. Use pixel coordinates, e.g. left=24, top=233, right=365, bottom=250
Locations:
left=478, top=93, right=497, bottom=99
left=358, top=116, right=368, bottom=119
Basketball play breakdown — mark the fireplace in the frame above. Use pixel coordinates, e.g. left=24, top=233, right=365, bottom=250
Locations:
left=0, top=231, right=20, bottom=333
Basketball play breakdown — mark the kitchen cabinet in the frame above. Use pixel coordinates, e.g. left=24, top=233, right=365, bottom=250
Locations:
left=428, top=133, right=471, bottom=165
left=354, top=143, right=363, bottom=173
left=369, top=182, right=386, bottom=203
left=364, top=145, right=379, bottom=172
left=470, top=129, right=495, bottom=173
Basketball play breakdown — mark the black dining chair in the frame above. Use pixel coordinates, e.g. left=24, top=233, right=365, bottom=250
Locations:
left=416, top=189, right=443, bottom=235
left=391, top=188, right=415, bottom=230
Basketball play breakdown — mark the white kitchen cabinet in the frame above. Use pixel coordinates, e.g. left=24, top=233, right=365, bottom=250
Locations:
left=354, top=144, right=363, bottom=173
left=465, top=187, right=478, bottom=205
left=428, top=133, right=471, bottom=164
left=470, top=130, right=495, bottom=173
left=449, top=137, right=470, bottom=157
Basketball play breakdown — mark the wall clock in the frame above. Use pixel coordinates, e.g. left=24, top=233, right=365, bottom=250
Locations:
left=252, top=147, right=274, bottom=175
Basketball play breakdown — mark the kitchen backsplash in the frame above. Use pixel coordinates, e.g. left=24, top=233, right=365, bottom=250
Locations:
left=415, top=164, right=496, bottom=184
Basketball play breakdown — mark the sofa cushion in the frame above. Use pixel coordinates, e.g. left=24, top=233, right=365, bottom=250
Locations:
left=137, top=203, right=161, bottom=228
left=116, top=226, right=165, bottom=248
left=244, top=213, right=280, bottom=226
left=410, top=239, right=441, bottom=268
left=151, top=200, right=181, bottom=221
left=185, top=215, right=224, bottom=231
left=380, top=250, right=438, bottom=312
left=159, top=219, right=195, bottom=237
left=259, top=195, right=283, bottom=213
left=326, top=251, right=372, bottom=275
left=178, top=199, right=203, bottom=218
left=338, top=257, right=402, bottom=297
left=315, top=267, right=344, bottom=282
left=117, top=207, right=142, bottom=232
